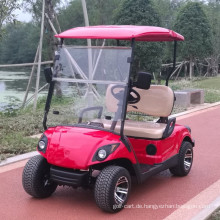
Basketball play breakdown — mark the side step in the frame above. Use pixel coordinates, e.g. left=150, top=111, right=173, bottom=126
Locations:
left=139, top=163, right=159, bottom=173
left=138, top=154, right=179, bottom=183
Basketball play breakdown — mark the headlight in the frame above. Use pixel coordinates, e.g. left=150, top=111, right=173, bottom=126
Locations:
left=98, top=149, right=107, bottom=159
left=38, top=141, right=46, bottom=150
left=38, top=134, right=48, bottom=153
left=93, top=143, right=120, bottom=162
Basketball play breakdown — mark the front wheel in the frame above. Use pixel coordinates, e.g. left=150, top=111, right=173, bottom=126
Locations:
left=22, top=155, right=57, bottom=198
left=94, top=166, right=131, bottom=213
left=169, top=141, right=193, bottom=176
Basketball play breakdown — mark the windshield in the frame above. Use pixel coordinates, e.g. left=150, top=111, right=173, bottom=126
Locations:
left=47, top=45, right=132, bottom=133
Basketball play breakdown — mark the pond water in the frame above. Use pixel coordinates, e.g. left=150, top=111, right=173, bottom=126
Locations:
left=0, top=70, right=47, bottom=110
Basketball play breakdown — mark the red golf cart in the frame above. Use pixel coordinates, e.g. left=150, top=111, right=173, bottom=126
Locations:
left=22, top=25, right=194, bottom=213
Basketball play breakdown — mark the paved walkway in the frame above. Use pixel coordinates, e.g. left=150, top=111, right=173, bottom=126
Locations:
left=0, top=105, right=220, bottom=220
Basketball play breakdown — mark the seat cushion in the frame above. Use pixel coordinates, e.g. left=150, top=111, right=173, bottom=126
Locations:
left=92, top=119, right=166, bottom=139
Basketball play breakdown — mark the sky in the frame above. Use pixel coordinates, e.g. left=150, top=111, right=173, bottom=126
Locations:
left=14, top=0, right=32, bottom=22
left=14, top=9, right=32, bottom=22
left=14, top=0, right=70, bottom=23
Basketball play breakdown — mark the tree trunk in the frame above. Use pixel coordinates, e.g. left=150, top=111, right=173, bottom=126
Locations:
left=45, top=0, right=58, bottom=60
left=44, top=0, right=62, bottom=97
left=210, top=56, right=218, bottom=76
left=189, top=57, right=194, bottom=79
left=184, top=62, right=187, bottom=79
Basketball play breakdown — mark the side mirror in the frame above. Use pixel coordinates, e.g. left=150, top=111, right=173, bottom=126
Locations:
left=44, top=67, right=53, bottom=83
left=135, top=72, right=152, bottom=90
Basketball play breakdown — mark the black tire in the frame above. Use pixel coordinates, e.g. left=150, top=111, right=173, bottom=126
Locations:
left=22, top=155, right=57, bottom=198
left=94, top=166, right=131, bottom=213
left=170, top=141, right=193, bottom=176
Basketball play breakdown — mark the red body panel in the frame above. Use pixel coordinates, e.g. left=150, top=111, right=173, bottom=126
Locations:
left=128, top=124, right=191, bottom=165
left=39, top=124, right=192, bottom=170
left=40, top=126, right=137, bottom=170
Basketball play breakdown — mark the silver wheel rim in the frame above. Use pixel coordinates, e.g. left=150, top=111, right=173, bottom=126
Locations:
left=184, top=149, right=193, bottom=171
left=114, top=176, right=129, bottom=204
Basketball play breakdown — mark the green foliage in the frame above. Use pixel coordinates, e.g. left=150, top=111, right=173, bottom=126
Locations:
left=114, top=0, right=163, bottom=74
left=0, top=108, right=43, bottom=161
left=57, top=0, right=123, bottom=45
left=0, top=133, right=38, bottom=160
left=0, top=20, right=57, bottom=63
left=87, top=0, right=122, bottom=25
left=174, top=2, right=213, bottom=60
left=114, top=0, right=160, bottom=25
left=0, top=23, right=39, bottom=64
left=58, top=0, right=84, bottom=31
left=0, top=0, right=20, bottom=39
left=58, top=0, right=122, bottom=30
left=0, top=94, right=78, bottom=161
left=154, top=0, right=185, bottom=28
left=205, top=1, right=220, bottom=56
left=22, top=0, right=61, bottom=22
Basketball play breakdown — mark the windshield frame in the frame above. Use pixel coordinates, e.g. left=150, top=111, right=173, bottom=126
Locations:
left=43, top=40, right=135, bottom=137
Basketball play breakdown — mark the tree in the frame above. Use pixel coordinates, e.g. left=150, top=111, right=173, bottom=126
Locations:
left=154, top=0, right=185, bottom=28
left=114, top=0, right=163, bottom=77
left=58, top=0, right=122, bottom=30
left=87, top=0, right=122, bottom=25
left=174, top=2, right=213, bottom=78
left=58, top=0, right=84, bottom=31
left=0, top=0, right=20, bottom=39
left=205, top=0, right=220, bottom=76
left=22, top=0, right=61, bottom=60
left=0, top=23, right=39, bottom=64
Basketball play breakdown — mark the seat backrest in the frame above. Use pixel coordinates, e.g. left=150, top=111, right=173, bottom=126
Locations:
left=127, top=86, right=174, bottom=117
left=106, top=84, right=124, bottom=113
left=105, top=85, right=174, bottom=117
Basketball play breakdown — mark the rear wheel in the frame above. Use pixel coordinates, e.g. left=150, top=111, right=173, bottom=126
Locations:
left=170, top=141, right=193, bottom=176
left=94, top=166, right=131, bottom=213
left=22, top=155, right=57, bottom=198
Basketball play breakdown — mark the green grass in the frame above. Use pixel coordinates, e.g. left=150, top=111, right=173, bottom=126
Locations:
left=0, top=107, right=44, bottom=161
left=0, top=96, right=75, bottom=161
left=195, top=77, right=220, bottom=90
left=208, top=208, right=220, bottom=220
left=169, top=76, right=220, bottom=103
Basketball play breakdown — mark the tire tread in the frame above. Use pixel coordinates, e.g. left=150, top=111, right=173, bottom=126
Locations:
left=94, top=166, right=130, bottom=213
left=22, top=155, right=57, bottom=198
left=169, top=141, right=193, bottom=176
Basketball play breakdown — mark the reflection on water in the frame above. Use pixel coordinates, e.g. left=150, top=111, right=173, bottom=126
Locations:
left=0, top=82, right=6, bottom=92
left=0, top=71, right=47, bottom=110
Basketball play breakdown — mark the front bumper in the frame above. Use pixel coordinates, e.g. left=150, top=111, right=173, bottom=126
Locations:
left=50, top=166, right=89, bottom=187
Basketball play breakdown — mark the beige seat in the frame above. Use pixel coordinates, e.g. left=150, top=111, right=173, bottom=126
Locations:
left=100, top=85, right=174, bottom=139
left=92, top=119, right=167, bottom=139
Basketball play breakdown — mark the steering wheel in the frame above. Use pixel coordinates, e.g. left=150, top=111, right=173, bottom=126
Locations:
left=111, top=85, right=140, bottom=104
left=111, top=85, right=125, bottom=100
left=128, top=88, right=140, bottom=104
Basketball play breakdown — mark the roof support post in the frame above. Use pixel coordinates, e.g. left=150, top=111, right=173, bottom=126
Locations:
left=166, top=40, right=177, bottom=86
left=120, top=38, right=135, bottom=137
